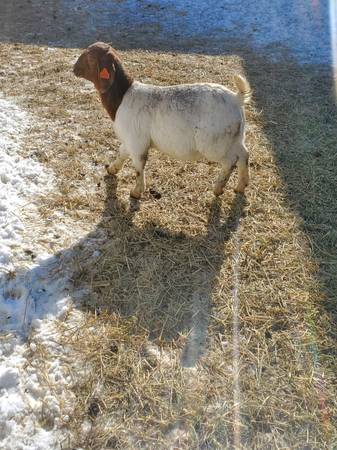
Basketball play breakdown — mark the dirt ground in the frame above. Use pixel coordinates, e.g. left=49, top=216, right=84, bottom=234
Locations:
left=1, top=1, right=337, bottom=449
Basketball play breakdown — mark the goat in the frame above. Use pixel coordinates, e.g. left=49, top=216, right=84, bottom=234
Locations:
left=73, top=42, right=251, bottom=199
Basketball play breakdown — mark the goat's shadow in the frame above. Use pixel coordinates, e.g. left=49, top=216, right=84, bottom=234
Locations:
left=68, top=175, right=246, bottom=366
left=1, top=173, right=245, bottom=366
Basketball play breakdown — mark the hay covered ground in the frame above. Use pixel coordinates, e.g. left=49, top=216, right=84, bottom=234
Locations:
left=0, top=40, right=337, bottom=449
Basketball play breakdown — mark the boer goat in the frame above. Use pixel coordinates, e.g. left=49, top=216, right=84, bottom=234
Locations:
left=73, top=42, right=251, bottom=199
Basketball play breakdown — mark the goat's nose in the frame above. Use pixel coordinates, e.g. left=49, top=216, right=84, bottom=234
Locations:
left=73, top=59, right=82, bottom=76
left=73, top=64, right=79, bottom=76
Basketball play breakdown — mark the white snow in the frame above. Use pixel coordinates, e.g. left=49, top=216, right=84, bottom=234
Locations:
left=0, top=97, right=50, bottom=271
left=0, top=94, right=79, bottom=449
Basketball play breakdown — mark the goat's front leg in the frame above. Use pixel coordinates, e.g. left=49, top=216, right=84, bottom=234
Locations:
left=130, top=151, right=148, bottom=199
left=106, top=144, right=128, bottom=175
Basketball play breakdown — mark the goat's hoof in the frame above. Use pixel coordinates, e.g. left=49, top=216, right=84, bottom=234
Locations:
left=106, top=164, right=118, bottom=175
left=213, top=187, right=223, bottom=197
left=234, top=185, right=247, bottom=194
left=130, top=189, right=141, bottom=200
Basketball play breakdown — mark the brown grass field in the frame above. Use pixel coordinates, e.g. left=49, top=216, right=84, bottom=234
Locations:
left=0, top=40, right=336, bottom=449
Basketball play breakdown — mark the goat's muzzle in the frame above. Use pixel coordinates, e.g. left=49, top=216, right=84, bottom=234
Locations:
left=73, top=61, right=81, bottom=77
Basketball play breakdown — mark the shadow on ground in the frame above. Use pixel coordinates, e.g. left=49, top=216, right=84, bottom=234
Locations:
left=69, top=176, right=246, bottom=367
left=3, top=175, right=246, bottom=367
left=0, top=0, right=252, bottom=52
left=0, top=0, right=331, bottom=65
left=240, top=49, right=337, bottom=344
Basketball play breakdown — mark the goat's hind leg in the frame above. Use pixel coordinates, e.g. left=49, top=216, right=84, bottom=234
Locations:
left=234, top=144, right=249, bottom=194
left=214, top=158, right=237, bottom=196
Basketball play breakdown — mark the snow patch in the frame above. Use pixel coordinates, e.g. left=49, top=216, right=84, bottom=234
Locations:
left=0, top=96, right=52, bottom=273
left=0, top=94, right=77, bottom=449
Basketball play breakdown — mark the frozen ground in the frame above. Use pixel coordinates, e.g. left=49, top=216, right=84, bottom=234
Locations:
left=61, top=0, right=332, bottom=64
left=0, top=0, right=334, bottom=65
left=0, top=95, right=77, bottom=449
left=0, top=97, right=69, bottom=334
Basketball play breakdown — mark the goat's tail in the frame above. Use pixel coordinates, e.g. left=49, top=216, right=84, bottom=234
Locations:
left=234, top=74, right=252, bottom=105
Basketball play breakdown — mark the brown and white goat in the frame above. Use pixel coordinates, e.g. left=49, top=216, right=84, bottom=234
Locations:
left=73, top=42, right=251, bottom=199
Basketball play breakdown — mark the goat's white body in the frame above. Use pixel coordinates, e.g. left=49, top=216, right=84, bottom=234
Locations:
left=74, top=42, right=250, bottom=197
left=113, top=81, right=245, bottom=162
left=108, top=79, right=250, bottom=197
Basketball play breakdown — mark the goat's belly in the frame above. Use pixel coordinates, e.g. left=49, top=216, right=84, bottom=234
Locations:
left=150, top=111, right=238, bottom=162
left=150, top=130, right=201, bottom=161
left=154, top=144, right=203, bottom=161
left=151, top=130, right=234, bottom=162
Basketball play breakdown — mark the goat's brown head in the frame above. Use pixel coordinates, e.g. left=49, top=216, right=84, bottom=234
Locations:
left=73, top=42, right=119, bottom=94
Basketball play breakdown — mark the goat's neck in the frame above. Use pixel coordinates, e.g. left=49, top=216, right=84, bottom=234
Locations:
left=100, top=65, right=133, bottom=121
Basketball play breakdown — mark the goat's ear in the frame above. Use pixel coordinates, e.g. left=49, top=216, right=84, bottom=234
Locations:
left=97, top=53, right=115, bottom=93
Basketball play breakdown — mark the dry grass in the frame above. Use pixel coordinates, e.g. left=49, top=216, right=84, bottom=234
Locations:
left=1, top=42, right=337, bottom=449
